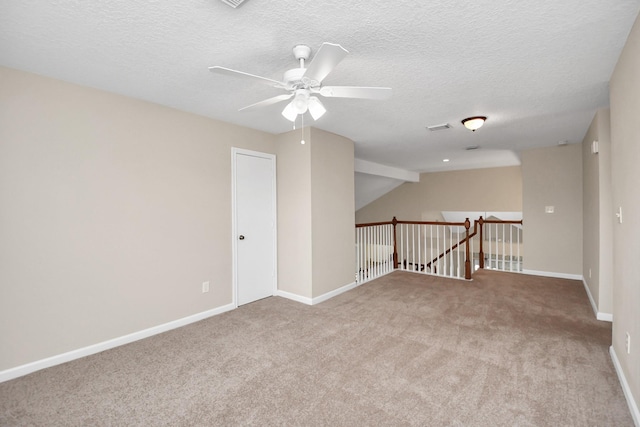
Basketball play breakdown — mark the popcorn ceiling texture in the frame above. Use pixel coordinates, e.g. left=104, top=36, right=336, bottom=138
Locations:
left=1, top=0, right=639, bottom=172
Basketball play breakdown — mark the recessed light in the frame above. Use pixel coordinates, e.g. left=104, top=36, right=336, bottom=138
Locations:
left=443, top=158, right=450, bottom=162
left=557, top=140, right=568, bottom=146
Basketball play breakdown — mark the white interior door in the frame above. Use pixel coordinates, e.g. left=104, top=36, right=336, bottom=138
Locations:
left=233, top=149, right=276, bottom=306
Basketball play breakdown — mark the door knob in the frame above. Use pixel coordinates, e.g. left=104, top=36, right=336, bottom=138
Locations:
left=239, top=235, right=245, bottom=240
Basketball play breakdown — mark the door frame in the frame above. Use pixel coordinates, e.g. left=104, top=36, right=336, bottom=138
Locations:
left=231, top=147, right=277, bottom=307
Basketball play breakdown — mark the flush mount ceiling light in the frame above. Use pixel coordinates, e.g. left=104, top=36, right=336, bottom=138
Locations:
left=461, top=116, right=487, bottom=131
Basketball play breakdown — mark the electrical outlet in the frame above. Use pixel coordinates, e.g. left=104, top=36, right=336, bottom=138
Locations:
left=626, top=332, right=631, bottom=354
left=202, top=281, right=210, bottom=293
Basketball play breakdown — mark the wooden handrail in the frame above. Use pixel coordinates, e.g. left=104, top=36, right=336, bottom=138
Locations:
left=425, top=219, right=480, bottom=274
left=395, top=220, right=470, bottom=226
left=354, top=216, right=523, bottom=280
left=397, top=218, right=473, bottom=279
left=482, top=219, right=523, bottom=224
left=355, top=220, right=394, bottom=228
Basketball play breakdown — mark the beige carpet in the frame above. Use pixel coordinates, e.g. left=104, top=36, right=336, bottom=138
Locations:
left=0, top=270, right=633, bottom=426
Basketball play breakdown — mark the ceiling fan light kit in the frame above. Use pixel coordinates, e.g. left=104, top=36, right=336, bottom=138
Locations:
left=307, top=96, right=326, bottom=120
left=210, top=42, right=392, bottom=123
left=462, top=116, right=487, bottom=131
left=292, top=89, right=310, bottom=114
left=281, top=102, right=298, bottom=122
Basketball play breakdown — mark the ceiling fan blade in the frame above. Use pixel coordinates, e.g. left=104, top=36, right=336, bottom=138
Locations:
left=319, top=86, right=392, bottom=100
left=209, top=66, right=285, bottom=88
left=239, top=94, right=293, bottom=112
left=303, top=43, right=349, bottom=84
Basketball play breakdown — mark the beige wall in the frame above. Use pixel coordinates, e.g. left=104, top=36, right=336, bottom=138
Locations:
left=276, top=127, right=355, bottom=299
left=610, top=11, right=640, bottom=412
left=582, top=114, right=601, bottom=303
left=275, top=130, right=313, bottom=298
left=358, top=153, right=584, bottom=278
left=582, top=109, right=614, bottom=316
left=0, top=67, right=276, bottom=370
left=521, top=144, right=583, bottom=275
left=596, top=111, right=614, bottom=315
left=355, top=166, right=522, bottom=223
left=310, top=129, right=355, bottom=297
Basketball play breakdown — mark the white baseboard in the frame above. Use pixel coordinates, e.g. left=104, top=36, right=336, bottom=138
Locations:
left=0, top=303, right=235, bottom=384
left=522, top=269, right=583, bottom=281
left=610, top=346, right=640, bottom=426
left=311, top=281, right=359, bottom=305
left=275, top=289, right=313, bottom=305
left=581, top=278, right=613, bottom=322
left=597, top=312, right=614, bottom=322
left=276, top=279, right=362, bottom=306
left=596, top=311, right=613, bottom=322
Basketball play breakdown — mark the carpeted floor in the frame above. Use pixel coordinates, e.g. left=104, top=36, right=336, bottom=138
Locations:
left=0, top=270, right=633, bottom=426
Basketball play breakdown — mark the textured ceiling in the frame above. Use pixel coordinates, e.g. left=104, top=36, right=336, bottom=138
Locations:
left=1, top=0, right=639, bottom=176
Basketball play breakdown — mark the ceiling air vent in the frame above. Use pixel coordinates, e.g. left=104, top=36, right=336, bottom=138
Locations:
left=220, top=0, right=248, bottom=8
left=465, top=145, right=480, bottom=151
left=426, top=123, right=451, bottom=132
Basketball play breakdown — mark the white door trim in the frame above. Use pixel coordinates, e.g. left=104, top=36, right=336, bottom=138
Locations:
left=231, top=147, right=277, bottom=307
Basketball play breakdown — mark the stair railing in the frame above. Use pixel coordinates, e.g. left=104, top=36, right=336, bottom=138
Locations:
left=355, top=220, right=396, bottom=283
left=355, top=216, right=524, bottom=283
left=425, top=218, right=481, bottom=274
left=396, top=218, right=472, bottom=280
left=356, top=217, right=472, bottom=283
left=478, top=217, right=523, bottom=272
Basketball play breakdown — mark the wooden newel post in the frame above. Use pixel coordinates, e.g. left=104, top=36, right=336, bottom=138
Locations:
left=478, top=216, right=485, bottom=269
left=464, top=218, right=471, bottom=280
left=392, top=216, right=398, bottom=269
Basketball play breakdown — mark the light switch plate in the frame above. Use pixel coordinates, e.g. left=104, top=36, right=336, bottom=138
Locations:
left=616, top=206, right=623, bottom=224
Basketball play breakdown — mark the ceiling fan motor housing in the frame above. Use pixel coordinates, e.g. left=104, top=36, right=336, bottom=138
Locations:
left=292, top=44, right=311, bottom=61
left=284, top=68, right=306, bottom=86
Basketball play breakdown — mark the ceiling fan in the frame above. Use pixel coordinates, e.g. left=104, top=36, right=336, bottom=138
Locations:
left=209, top=42, right=392, bottom=122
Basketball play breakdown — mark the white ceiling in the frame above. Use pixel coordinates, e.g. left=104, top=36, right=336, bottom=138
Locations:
left=2, top=1, right=639, bottom=198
